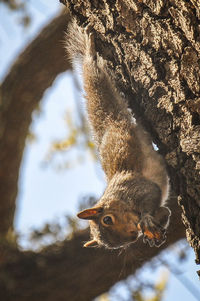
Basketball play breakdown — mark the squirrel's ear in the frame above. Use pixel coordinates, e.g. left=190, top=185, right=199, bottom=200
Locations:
left=77, top=207, right=103, bottom=220
left=84, top=240, right=98, bottom=247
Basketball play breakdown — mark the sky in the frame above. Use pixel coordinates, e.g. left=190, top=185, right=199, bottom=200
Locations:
left=0, top=1, right=199, bottom=300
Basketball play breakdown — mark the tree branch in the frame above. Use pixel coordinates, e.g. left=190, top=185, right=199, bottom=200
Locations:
left=0, top=197, right=184, bottom=301
left=0, top=11, right=71, bottom=236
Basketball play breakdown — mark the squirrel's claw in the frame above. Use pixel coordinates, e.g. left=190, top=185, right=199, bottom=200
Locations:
left=138, top=215, right=166, bottom=247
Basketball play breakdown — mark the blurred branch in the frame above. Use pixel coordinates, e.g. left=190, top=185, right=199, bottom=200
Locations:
left=0, top=11, right=71, bottom=237
left=0, top=200, right=185, bottom=301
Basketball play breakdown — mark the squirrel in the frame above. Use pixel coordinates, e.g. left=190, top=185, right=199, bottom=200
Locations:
left=66, top=21, right=171, bottom=249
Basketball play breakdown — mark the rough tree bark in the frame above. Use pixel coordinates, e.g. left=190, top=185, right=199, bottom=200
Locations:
left=61, top=0, right=200, bottom=273
left=0, top=1, right=199, bottom=300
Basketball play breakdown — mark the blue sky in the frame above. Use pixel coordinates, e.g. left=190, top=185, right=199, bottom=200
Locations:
left=0, top=1, right=199, bottom=300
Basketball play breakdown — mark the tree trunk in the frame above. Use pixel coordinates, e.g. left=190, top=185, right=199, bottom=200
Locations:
left=61, top=0, right=200, bottom=274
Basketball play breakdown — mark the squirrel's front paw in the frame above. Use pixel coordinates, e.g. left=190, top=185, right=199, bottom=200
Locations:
left=137, top=215, right=166, bottom=247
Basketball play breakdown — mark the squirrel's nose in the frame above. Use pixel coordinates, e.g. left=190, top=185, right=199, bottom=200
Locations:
left=126, top=223, right=137, bottom=233
left=127, top=224, right=138, bottom=239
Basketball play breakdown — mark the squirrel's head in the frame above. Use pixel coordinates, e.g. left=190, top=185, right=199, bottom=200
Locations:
left=77, top=202, right=141, bottom=249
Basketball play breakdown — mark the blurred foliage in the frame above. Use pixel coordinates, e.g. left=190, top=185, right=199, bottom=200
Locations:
left=131, top=272, right=168, bottom=301
left=97, top=294, right=110, bottom=301
left=78, top=195, right=97, bottom=212
left=44, top=109, right=98, bottom=171
left=1, top=0, right=31, bottom=27
left=28, top=214, right=81, bottom=250
left=1, top=0, right=24, bottom=10
left=26, top=195, right=97, bottom=250
left=26, top=131, right=37, bottom=144
left=1, top=227, right=19, bottom=247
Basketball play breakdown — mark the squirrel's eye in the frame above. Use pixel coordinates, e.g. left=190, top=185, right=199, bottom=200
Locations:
left=102, top=215, right=114, bottom=226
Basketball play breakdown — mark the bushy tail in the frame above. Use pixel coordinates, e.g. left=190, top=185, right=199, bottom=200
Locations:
left=65, top=20, right=86, bottom=62
left=65, top=20, right=135, bottom=148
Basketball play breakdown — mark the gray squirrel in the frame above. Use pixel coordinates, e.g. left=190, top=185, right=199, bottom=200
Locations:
left=66, top=21, right=171, bottom=249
